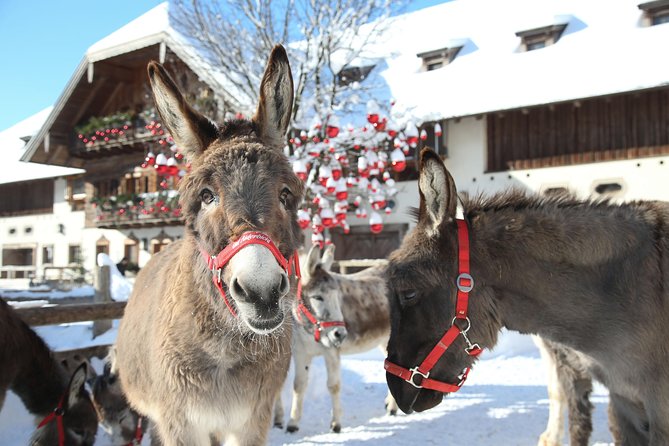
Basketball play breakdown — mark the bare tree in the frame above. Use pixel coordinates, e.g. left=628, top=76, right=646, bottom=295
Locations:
left=170, top=0, right=406, bottom=126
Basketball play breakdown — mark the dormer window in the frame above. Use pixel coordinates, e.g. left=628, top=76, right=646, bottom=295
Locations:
left=417, top=46, right=463, bottom=71
left=516, top=23, right=567, bottom=51
left=639, top=0, right=669, bottom=26
left=337, top=65, right=374, bottom=86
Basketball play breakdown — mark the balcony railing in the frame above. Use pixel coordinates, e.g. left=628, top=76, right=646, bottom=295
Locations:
left=90, top=191, right=182, bottom=229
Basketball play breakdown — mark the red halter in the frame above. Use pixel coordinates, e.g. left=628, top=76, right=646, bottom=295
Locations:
left=295, top=294, right=346, bottom=343
left=201, top=231, right=301, bottom=317
left=125, top=416, right=144, bottom=446
left=384, top=219, right=483, bottom=393
left=37, top=396, right=65, bottom=446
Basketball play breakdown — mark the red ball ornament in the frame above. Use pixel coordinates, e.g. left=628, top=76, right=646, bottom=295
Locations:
left=367, top=113, right=379, bottom=124
left=326, top=126, right=339, bottom=138
left=297, top=209, right=311, bottom=229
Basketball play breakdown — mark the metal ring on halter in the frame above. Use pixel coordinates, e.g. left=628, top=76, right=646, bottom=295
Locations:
left=451, top=316, right=471, bottom=333
left=407, top=367, right=429, bottom=389
left=456, top=273, right=474, bottom=292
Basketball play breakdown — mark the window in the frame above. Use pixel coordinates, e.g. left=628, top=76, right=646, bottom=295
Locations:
left=69, top=245, right=82, bottom=264
left=594, top=181, right=624, bottom=197
left=421, top=121, right=448, bottom=157
left=124, top=233, right=140, bottom=263
left=417, top=46, right=463, bottom=71
left=42, top=245, right=54, bottom=264
left=336, top=65, right=374, bottom=86
left=516, top=23, right=567, bottom=51
left=2, top=248, right=34, bottom=266
left=96, top=236, right=110, bottom=256
left=151, top=230, right=173, bottom=254
left=639, top=1, right=669, bottom=26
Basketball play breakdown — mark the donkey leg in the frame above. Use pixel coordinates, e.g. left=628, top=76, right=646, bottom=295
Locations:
left=324, top=350, right=343, bottom=433
left=287, top=350, right=312, bottom=433
left=227, top=397, right=275, bottom=446
left=548, top=342, right=593, bottom=446
left=608, top=393, right=649, bottom=446
left=534, top=336, right=566, bottom=446
left=273, top=391, right=285, bottom=429
left=379, top=346, right=399, bottom=415
left=155, top=417, right=210, bottom=446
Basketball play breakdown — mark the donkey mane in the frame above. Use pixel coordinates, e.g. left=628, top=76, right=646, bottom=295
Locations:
left=459, top=189, right=666, bottom=267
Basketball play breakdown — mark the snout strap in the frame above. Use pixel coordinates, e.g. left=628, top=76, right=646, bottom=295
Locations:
left=201, top=231, right=300, bottom=317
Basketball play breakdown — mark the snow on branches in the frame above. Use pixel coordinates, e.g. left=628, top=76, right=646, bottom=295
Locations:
left=288, top=99, right=422, bottom=245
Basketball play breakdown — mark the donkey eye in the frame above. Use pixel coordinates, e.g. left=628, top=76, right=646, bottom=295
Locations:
left=280, top=187, right=292, bottom=207
left=402, top=290, right=417, bottom=302
left=200, top=188, right=215, bottom=205
left=311, top=295, right=324, bottom=302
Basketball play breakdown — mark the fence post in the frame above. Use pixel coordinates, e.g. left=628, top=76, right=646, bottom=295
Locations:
left=93, top=265, right=112, bottom=337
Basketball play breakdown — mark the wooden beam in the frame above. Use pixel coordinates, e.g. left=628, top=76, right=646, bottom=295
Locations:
left=70, top=76, right=108, bottom=126
left=15, top=301, right=126, bottom=326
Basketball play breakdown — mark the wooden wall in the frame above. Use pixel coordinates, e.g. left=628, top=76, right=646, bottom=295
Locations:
left=0, top=179, right=54, bottom=216
left=486, top=88, right=669, bottom=172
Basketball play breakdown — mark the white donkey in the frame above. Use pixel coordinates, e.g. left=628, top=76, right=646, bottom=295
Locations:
left=274, top=245, right=398, bottom=433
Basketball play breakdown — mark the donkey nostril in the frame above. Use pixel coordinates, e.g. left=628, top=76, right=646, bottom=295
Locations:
left=278, top=273, right=290, bottom=296
left=232, top=278, right=246, bottom=298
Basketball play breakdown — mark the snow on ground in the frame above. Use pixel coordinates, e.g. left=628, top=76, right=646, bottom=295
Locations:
left=1, top=285, right=95, bottom=300
left=0, top=324, right=614, bottom=445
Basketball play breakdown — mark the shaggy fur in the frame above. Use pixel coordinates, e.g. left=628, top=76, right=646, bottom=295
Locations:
left=0, top=299, right=98, bottom=445
left=385, top=148, right=669, bottom=445
left=115, top=46, right=304, bottom=446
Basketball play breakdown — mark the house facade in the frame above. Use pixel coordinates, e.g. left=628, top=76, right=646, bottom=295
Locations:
left=12, top=0, right=669, bottom=276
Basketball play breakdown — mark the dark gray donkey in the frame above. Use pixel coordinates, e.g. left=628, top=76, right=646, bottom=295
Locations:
left=115, top=45, right=304, bottom=445
left=384, top=148, right=669, bottom=445
left=0, top=298, right=98, bottom=445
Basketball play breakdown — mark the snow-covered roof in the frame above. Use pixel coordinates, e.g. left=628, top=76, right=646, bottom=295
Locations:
left=0, top=107, right=84, bottom=185
left=374, top=0, right=669, bottom=122
left=21, top=2, right=243, bottom=165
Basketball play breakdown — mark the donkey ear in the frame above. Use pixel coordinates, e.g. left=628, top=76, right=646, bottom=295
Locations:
left=321, top=244, right=335, bottom=271
left=253, top=45, right=294, bottom=148
left=418, top=148, right=457, bottom=233
left=305, top=244, right=322, bottom=277
left=147, top=61, right=218, bottom=160
left=66, top=362, right=88, bottom=408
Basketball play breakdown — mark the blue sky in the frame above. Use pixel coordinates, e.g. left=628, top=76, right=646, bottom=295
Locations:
left=0, top=0, right=446, bottom=131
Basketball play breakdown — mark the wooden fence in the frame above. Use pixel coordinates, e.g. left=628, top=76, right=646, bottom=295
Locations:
left=10, top=260, right=383, bottom=360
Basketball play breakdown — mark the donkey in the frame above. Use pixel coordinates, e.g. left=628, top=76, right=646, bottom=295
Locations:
left=0, top=298, right=98, bottom=445
left=274, top=245, right=398, bottom=433
left=114, top=45, right=304, bottom=446
left=534, top=336, right=594, bottom=446
left=384, top=148, right=669, bottom=445
left=92, top=346, right=146, bottom=445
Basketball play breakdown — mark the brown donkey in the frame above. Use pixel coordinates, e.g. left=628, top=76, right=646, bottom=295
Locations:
left=115, top=45, right=304, bottom=445
left=0, top=299, right=98, bottom=445
left=384, top=148, right=669, bottom=445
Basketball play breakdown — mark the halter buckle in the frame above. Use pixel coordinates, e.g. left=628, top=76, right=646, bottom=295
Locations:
left=456, top=273, right=474, bottom=293
left=407, top=367, right=429, bottom=389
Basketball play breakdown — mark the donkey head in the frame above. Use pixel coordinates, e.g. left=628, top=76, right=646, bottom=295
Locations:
left=148, top=45, right=304, bottom=334
left=385, top=149, right=482, bottom=414
left=91, top=347, right=141, bottom=445
left=30, top=363, right=98, bottom=446
left=301, top=245, right=348, bottom=348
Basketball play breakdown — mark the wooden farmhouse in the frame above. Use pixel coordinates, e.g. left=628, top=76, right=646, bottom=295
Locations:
left=3, top=0, right=669, bottom=284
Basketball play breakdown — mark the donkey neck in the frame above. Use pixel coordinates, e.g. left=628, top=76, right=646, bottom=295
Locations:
left=465, top=199, right=661, bottom=353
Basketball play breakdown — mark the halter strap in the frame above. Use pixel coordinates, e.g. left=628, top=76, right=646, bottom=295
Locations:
left=200, top=231, right=300, bottom=317
left=295, top=299, right=346, bottom=343
left=125, top=416, right=144, bottom=446
left=384, top=219, right=482, bottom=393
left=37, top=396, right=66, bottom=446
